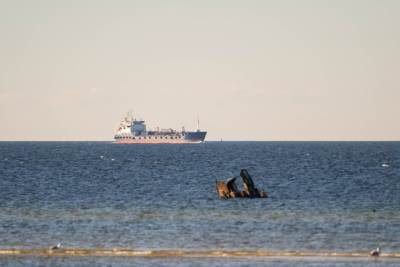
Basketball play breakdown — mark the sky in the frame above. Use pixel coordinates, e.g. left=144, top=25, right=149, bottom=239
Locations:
left=0, top=0, right=399, bottom=141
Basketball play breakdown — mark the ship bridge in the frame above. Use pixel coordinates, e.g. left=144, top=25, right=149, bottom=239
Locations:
left=132, top=120, right=146, bottom=136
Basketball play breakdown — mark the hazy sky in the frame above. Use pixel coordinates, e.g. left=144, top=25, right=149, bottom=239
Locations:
left=0, top=0, right=399, bottom=141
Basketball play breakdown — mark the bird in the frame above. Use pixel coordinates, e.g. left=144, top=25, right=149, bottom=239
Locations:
left=370, top=247, right=380, bottom=257
left=50, top=243, right=62, bottom=250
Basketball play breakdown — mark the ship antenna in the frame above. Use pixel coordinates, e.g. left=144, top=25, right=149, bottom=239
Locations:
left=197, top=116, right=200, bottom=132
left=126, top=109, right=135, bottom=123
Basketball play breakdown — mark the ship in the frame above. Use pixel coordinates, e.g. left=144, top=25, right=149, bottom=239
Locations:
left=114, top=112, right=207, bottom=144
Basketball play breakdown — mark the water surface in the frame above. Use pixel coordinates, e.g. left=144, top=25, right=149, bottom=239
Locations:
left=0, top=141, right=399, bottom=266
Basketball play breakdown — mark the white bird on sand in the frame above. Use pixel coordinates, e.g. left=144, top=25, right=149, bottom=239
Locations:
left=50, top=243, right=62, bottom=250
left=370, top=247, right=380, bottom=257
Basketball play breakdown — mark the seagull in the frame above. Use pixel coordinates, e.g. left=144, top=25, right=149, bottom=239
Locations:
left=50, top=243, right=62, bottom=250
left=370, top=247, right=380, bottom=257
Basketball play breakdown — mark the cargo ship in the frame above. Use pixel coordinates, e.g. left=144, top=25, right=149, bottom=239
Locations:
left=114, top=112, right=207, bottom=144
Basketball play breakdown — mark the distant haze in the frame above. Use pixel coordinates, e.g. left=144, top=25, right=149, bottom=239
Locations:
left=1, top=0, right=399, bottom=141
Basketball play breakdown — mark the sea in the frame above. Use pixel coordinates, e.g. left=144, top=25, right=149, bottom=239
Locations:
left=0, top=141, right=399, bottom=266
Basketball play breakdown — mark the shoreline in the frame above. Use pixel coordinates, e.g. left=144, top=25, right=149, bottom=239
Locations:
left=1, top=248, right=399, bottom=259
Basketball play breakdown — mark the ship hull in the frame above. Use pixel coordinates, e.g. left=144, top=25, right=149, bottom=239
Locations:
left=114, top=139, right=203, bottom=144
left=114, top=131, right=207, bottom=144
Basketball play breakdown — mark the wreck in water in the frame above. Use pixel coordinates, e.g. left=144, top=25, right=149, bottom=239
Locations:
left=216, top=169, right=268, bottom=198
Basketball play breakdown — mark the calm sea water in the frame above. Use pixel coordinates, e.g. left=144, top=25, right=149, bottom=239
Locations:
left=0, top=141, right=399, bottom=266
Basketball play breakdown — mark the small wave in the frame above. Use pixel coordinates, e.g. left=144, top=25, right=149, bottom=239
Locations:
left=0, top=248, right=399, bottom=259
left=381, top=163, right=390, bottom=167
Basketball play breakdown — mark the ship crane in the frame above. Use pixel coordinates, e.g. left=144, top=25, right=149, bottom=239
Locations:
left=197, top=117, right=200, bottom=132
